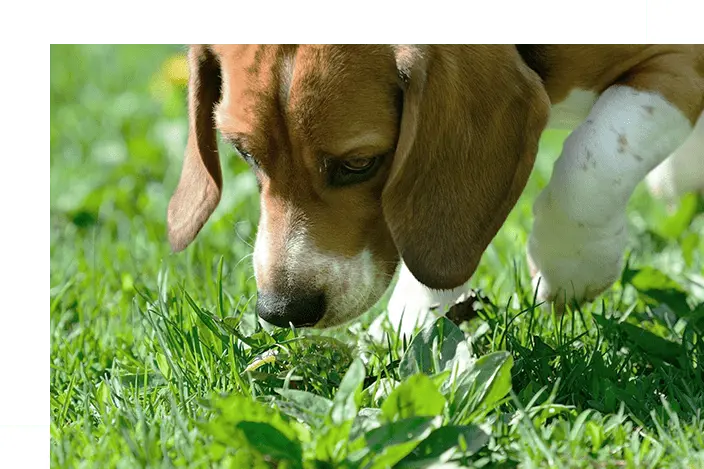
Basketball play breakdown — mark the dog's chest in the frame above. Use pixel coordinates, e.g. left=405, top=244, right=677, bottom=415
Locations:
left=547, top=89, right=599, bottom=130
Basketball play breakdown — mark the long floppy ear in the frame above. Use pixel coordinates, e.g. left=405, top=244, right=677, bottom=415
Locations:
left=383, top=45, right=550, bottom=290
left=167, top=45, right=223, bottom=252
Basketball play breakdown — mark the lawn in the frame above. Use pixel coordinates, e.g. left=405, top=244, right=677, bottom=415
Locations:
left=50, top=45, right=704, bottom=468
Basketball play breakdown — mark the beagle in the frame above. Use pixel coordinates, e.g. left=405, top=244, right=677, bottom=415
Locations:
left=167, top=45, right=704, bottom=335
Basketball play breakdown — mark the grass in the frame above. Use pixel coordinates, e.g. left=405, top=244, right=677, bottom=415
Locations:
left=50, top=45, right=704, bottom=468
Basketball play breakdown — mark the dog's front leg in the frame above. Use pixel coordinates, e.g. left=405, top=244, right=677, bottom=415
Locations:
left=528, top=85, right=695, bottom=308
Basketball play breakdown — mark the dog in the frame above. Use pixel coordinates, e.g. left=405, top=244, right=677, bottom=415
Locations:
left=167, top=45, right=704, bottom=336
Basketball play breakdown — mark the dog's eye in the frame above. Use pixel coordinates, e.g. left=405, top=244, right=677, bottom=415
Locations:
left=329, top=156, right=382, bottom=187
left=226, top=138, right=258, bottom=167
left=342, top=157, right=376, bottom=173
left=236, top=147, right=256, bottom=166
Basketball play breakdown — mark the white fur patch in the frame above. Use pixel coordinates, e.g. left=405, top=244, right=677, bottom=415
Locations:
left=281, top=244, right=387, bottom=329
left=214, top=68, right=233, bottom=129
left=315, top=248, right=387, bottom=328
left=528, top=85, right=694, bottom=305
left=252, top=206, right=270, bottom=282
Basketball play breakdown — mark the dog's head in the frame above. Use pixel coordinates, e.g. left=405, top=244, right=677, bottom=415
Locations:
left=168, top=45, right=549, bottom=328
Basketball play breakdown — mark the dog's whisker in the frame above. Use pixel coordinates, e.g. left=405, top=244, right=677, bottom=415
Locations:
left=232, top=252, right=254, bottom=271
left=232, top=220, right=255, bottom=248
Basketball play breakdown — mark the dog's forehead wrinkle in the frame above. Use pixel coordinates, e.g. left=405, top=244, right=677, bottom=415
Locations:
left=282, top=48, right=401, bottom=150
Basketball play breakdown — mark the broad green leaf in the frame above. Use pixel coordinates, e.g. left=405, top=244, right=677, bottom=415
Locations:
left=368, top=441, right=424, bottom=469
left=472, top=352, right=513, bottom=411
left=236, top=421, right=302, bottom=468
left=625, top=266, right=690, bottom=314
left=452, top=351, right=513, bottom=419
left=201, top=393, right=305, bottom=447
left=349, top=408, right=384, bottom=441
left=628, top=267, right=685, bottom=292
left=365, top=416, right=438, bottom=450
left=315, top=421, right=356, bottom=463
left=331, top=358, right=365, bottom=425
left=619, top=322, right=684, bottom=365
left=275, top=389, right=333, bottom=428
left=362, top=416, right=439, bottom=468
left=397, top=425, right=490, bottom=467
left=594, top=315, right=685, bottom=366
left=381, top=373, right=447, bottom=421
left=399, top=317, right=468, bottom=378
left=155, top=352, right=171, bottom=381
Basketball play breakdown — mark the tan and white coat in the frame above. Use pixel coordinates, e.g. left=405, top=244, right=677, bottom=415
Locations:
left=167, top=45, right=704, bottom=335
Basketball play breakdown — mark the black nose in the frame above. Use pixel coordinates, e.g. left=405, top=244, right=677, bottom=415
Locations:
left=256, top=290, right=326, bottom=328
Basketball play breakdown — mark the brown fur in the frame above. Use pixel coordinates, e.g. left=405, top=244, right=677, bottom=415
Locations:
left=383, top=45, right=549, bottom=288
left=518, top=45, right=704, bottom=123
left=167, top=45, right=223, bottom=251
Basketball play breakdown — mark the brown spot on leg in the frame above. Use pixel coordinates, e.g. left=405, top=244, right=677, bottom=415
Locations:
left=643, top=105, right=654, bottom=115
left=617, top=133, right=629, bottom=153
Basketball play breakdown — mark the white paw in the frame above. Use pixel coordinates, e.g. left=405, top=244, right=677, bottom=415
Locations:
left=527, top=190, right=627, bottom=307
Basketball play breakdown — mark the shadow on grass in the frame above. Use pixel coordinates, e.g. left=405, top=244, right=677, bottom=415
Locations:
left=473, top=269, right=704, bottom=430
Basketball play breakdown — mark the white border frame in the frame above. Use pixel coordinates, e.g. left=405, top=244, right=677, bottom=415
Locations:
left=20, top=0, right=704, bottom=469
left=0, top=424, right=51, bottom=469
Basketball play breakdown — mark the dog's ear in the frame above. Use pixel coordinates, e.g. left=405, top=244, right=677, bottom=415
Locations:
left=383, top=45, right=550, bottom=289
left=167, top=45, right=223, bottom=252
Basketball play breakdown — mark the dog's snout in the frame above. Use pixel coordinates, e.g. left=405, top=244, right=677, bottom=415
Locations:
left=256, top=290, right=326, bottom=328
